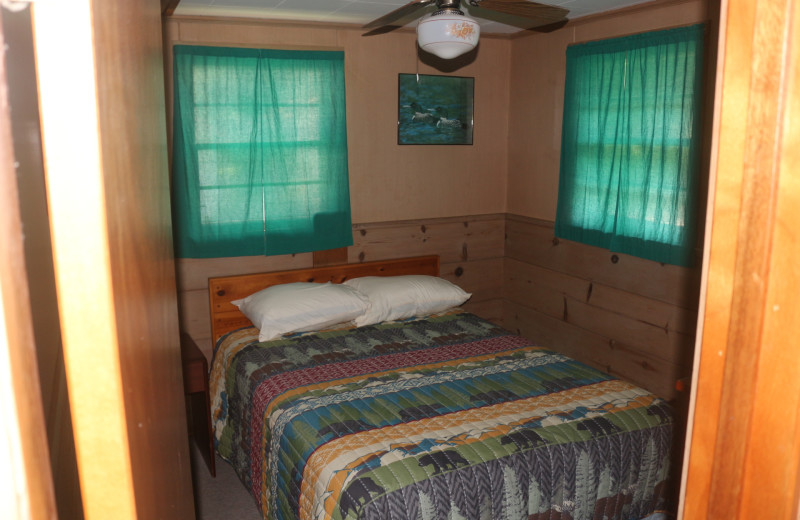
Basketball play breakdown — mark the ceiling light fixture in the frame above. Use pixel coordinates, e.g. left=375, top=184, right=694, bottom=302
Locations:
left=416, top=5, right=480, bottom=60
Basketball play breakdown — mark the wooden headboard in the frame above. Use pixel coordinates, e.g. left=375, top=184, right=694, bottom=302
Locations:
left=208, top=255, right=440, bottom=344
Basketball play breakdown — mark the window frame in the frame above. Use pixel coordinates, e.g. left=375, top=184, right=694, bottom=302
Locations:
left=170, top=45, right=353, bottom=259
left=554, top=24, right=706, bottom=267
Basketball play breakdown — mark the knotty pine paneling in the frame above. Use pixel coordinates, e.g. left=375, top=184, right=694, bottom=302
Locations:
left=176, top=252, right=314, bottom=291
left=462, top=299, right=504, bottom=325
left=503, top=215, right=701, bottom=400
left=178, top=214, right=506, bottom=360
left=504, top=300, right=682, bottom=399
left=505, top=258, right=695, bottom=367
left=350, top=215, right=505, bottom=264
left=177, top=212, right=699, bottom=401
left=506, top=214, right=702, bottom=309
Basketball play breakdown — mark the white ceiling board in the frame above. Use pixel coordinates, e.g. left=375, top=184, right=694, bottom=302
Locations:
left=173, top=0, right=658, bottom=34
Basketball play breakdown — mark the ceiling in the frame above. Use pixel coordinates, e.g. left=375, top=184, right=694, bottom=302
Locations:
left=172, top=0, right=656, bottom=35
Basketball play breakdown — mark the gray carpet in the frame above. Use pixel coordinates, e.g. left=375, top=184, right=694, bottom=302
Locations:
left=190, top=441, right=262, bottom=520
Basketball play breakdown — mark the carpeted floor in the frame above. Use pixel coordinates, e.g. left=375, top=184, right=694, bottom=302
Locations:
left=190, top=440, right=262, bottom=520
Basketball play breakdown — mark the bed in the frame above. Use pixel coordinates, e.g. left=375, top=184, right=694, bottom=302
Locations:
left=207, top=256, right=673, bottom=520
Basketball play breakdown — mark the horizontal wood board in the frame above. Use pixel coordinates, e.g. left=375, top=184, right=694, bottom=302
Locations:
left=349, top=215, right=505, bottom=264
left=503, top=215, right=701, bottom=400
left=503, top=299, right=683, bottom=400
left=505, top=214, right=702, bottom=309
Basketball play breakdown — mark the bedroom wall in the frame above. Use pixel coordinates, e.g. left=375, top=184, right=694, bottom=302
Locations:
left=163, top=3, right=715, bottom=402
left=163, top=18, right=511, bottom=223
left=504, top=0, right=716, bottom=400
left=163, top=18, right=511, bottom=358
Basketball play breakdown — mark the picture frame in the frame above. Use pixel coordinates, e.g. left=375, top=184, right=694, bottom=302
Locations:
left=397, top=73, right=474, bottom=145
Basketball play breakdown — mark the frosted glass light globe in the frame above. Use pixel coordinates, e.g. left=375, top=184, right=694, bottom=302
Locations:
left=417, top=11, right=480, bottom=59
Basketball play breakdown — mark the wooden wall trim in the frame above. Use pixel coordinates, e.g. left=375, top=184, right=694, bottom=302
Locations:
left=353, top=213, right=507, bottom=229
left=165, top=14, right=375, bottom=34
left=504, top=213, right=554, bottom=227
left=165, top=15, right=512, bottom=39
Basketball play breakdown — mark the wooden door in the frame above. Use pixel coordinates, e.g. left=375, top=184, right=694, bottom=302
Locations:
left=31, top=1, right=195, bottom=519
left=3, top=4, right=82, bottom=518
left=0, top=8, right=58, bottom=519
left=679, top=0, right=800, bottom=517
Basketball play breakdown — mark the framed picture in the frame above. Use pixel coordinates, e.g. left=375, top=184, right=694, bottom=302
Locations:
left=398, top=73, right=474, bottom=145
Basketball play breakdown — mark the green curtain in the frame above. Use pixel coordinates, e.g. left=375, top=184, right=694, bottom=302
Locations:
left=554, top=24, right=705, bottom=267
left=171, top=45, right=353, bottom=258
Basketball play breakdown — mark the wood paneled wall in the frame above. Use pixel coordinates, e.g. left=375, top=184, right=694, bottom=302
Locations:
left=349, top=215, right=505, bottom=322
left=178, top=212, right=701, bottom=401
left=503, top=214, right=702, bottom=401
left=178, top=214, right=506, bottom=360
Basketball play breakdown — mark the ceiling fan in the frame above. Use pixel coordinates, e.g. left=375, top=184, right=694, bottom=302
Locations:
left=363, top=0, right=569, bottom=59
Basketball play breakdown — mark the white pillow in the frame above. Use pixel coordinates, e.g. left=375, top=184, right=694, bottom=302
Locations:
left=343, top=275, right=471, bottom=327
left=232, top=282, right=370, bottom=342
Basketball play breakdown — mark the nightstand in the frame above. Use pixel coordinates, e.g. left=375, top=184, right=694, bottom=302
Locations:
left=180, top=332, right=216, bottom=477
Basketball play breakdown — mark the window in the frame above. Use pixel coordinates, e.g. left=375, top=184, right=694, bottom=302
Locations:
left=171, top=45, right=353, bottom=258
left=554, top=24, right=705, bottom=267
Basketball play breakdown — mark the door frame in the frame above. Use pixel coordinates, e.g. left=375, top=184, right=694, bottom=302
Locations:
left=680, top=0, right=800, bottom=517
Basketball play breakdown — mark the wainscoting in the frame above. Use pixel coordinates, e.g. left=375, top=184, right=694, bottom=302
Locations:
left=504, top=214, right=701, bottom=401
left=175, top=212, right=701, bottom=401
left=176, top=214, right=506, bottom=361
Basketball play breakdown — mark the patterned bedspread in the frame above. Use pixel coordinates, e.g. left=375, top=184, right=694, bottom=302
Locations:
left=210, top=311, right=672, bottom=520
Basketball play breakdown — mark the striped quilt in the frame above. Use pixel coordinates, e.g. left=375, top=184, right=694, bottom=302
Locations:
left=210, top=311, right=672, bottom=520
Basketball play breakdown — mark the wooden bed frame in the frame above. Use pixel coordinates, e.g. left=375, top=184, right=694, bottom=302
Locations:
left=208, top=255, right=440, bottom=344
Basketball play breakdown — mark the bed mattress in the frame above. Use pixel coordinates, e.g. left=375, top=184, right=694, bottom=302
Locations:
left=210, top=311, right=672, bottom=520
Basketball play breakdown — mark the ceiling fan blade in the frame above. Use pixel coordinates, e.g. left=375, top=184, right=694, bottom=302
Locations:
left=469, top=0, right=568, bottom=25
left=527, top=18, right=568, bottom=32
left=362, top=0, right=437, bottom=29
left=362, top=25, right=405, bottom=37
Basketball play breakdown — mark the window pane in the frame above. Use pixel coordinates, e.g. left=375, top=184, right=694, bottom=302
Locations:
left=555, top=24, right=705, bottom=266
left=171, top=46, right=353, bottom=258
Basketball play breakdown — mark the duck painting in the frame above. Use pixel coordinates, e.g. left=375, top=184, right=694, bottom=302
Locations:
left=434, top=107, right=467, bottom=130
left=409, top=102, right=437, bottom=124
left=397, top=73, right=474, bottom=145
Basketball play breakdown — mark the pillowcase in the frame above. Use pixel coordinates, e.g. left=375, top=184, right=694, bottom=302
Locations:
left=343, top=275, right=471, bottom=327
left=232, top=282, right=370, bottom=342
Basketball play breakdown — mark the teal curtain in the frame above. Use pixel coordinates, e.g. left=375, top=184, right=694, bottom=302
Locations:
left=171, top=45, right=353, bottom=258
left=554, top=24, right=705, bottom=267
